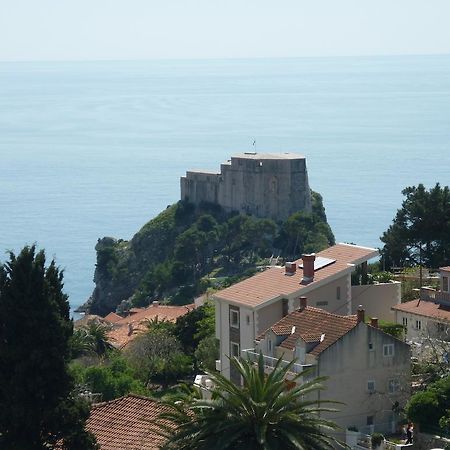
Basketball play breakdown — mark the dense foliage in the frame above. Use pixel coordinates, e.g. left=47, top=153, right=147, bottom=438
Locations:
left=153, top=354, right=342, bottom=450
left=90, top=192, right=334, bottom=315
left=70, top=302, right=218, bottom=401
left=125, top=328, right=193, bottom=388
left=70, top=352, right=148, bottom=401
left=0, top=246, right=97, bottom=449
left=406, top=375, right=450, bottom=430
left=381, top=183, right=450, bottom=269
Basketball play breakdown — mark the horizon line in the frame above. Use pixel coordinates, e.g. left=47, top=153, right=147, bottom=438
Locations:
left=1, top=51, right=450, bottom=65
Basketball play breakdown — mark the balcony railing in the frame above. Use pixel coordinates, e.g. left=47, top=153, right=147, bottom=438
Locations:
left=241, top=349, right=313, bottom=374
left=420, top=288, right=450, bottom=306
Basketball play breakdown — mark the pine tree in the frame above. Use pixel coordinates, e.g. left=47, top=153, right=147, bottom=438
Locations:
left=0, top=245, right=97, bottom=449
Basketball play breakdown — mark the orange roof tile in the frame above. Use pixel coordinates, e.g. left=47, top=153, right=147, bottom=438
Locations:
left=215, top=243, right=378, bottom=308
left=392, top=299, right=450, bottom=322
left=87, top=394, right=173, bottom=450
left=103, top=312, right=123, bottom=323
left=108, top=304, right=195, bottom=348
left=259, top=306, right=359, bottom=356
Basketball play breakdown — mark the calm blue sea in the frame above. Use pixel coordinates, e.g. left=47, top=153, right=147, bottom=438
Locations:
left=1, top=55, right=449, bottom=312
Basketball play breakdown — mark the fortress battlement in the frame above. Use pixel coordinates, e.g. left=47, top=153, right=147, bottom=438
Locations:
left=180, top=152, right=312, bottom=220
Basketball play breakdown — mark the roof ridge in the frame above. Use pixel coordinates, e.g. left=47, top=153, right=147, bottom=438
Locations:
left=306, top=305, right=354, bottom=317
left=91, top=393, right=155, bottom=409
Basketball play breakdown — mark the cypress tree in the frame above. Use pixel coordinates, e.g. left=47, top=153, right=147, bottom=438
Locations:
left=0, top=245, right=97, bottom=449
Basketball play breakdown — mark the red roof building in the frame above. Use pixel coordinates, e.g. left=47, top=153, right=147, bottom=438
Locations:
left=86, top=395, right=173, bottom=450
left=105, top=303, right=195, bottom=348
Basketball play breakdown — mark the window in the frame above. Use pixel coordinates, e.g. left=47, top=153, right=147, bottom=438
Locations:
left=383, top=344, right=394, bottom=357
left=388, top=379, right=400, bottom=394
left=246, top=315, right=250, bottom=326
left=336, top=286, right=341, bottom=300
left=267, top=339, right=273, bottom=352
left=402, top=317, right=408, bottom=327
left=367, top=380, right=375, bottom=393
left=230, top=342, right=240, bottom=358
left=367, top=416, right=374, bottom=426
left=316, top=301, right=329, bottom=307
left=437, top=323, right=446, bottom=333
left=230, top=309, right=239, bottom=328
left=282, top=299, right=289, bottom=317
left=416, top=320, right=422, bottom=331
left=368, top=342, right=374, bottom=351
left=443, top=276, right=449, bottom=292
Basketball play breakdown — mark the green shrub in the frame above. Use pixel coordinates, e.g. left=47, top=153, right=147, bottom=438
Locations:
left=371, top=433, right=384, bottom=447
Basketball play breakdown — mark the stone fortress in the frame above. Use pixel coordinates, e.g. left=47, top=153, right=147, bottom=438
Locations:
left=180, top=152, right=312, bottom=221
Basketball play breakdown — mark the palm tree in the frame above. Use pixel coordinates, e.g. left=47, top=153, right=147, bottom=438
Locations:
left=70, top=327, right=94, bottom=358
left=84, top=321, right=114, bottom=356
left=153, top=353, right=343, bottom=450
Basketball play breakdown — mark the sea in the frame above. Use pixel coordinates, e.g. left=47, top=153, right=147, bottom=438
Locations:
left=1, top=55, right=449, bottom=313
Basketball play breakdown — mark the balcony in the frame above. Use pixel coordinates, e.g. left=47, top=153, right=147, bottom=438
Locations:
left=241, top=349, right=313, bottom=375
left=420, top=287, right=450, bottom=306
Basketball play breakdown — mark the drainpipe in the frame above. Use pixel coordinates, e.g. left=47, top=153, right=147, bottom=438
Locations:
left=317, top=358, right=321, bottom=415
left=253, top=311, right=256, bottom=345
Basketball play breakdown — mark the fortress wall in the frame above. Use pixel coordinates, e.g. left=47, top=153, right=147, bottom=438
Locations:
left=181, top=154, right=312, bottom=220
left=180, top=171, right=220, bottom=205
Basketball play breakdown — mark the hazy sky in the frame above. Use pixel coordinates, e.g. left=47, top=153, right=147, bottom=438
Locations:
left=2, top=0, right=450, bottom=61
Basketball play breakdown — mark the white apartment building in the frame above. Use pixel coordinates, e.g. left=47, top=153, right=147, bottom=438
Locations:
left=248, top=301, right=411, bottom=435
left=214, top=243, right=400, bottom=383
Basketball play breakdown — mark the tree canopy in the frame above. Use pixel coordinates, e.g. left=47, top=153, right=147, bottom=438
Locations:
left=406, top=375, right=450, bottom=431
left=381, top=183, right=450, bottom=269
left=91, top=194, right=335, bottom=314
left=153, top=354, right=341, bottom=450
left=0, top=245, right=97, bottom=449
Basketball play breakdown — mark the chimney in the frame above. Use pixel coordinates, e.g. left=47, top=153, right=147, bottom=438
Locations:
left=302, top=253, right=316, bottom=282
left=152, top=301, right=159, bottom=307
left=299, top=296, right=307, bottom=311
left=357, top=305, right=365, bottom=323
left=128, top=323, right=134, bottom=336
left=370, top=317, right=379, bottom=328
left=285, top=261, right=297, bottom=276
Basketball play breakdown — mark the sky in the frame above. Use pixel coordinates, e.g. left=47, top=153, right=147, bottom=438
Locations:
left=1, top=0, right=450, bottom=61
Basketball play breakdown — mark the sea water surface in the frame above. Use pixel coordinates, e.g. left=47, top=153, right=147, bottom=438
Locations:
left=1, top=55, right=449, bottom=311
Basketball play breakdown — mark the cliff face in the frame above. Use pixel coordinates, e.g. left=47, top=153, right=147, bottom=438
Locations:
left=86, top=194, right=334, bottom=316
left=87, top=204, right=191, bottom=315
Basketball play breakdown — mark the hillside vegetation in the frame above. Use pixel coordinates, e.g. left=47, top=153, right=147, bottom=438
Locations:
left=86, top=192, right=334, bottom=315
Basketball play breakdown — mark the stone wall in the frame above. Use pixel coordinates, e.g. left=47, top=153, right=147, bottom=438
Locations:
left=180, top=152, right=312, bottom=220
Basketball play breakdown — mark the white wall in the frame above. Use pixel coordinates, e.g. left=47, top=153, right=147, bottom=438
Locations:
left=215, top=298, right=255, bottom=379
left=393, top=310, right=444, bottom=341
left=351, top=282, right=401, bottom=322
left=318, top=324, right=410, bottom=433
left=257, top=300, right=284, bottom=334
left=302, top=275, right=350, bottom=315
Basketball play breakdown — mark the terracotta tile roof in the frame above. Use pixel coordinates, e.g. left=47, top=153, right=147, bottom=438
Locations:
left=259, top=306, right=359, bottom=356
left=215, top=243, right=378, bottom=308
left=392, top=299, right=450, bottom=322
left=86, top=394, right=173, bottom=450
left=103, top=312, right=123, bottom=323
left=108, top=304, right=195, bottom=348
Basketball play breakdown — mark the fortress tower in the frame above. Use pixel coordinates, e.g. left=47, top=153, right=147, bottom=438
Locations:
left=180, top=152, right=312, bottom=221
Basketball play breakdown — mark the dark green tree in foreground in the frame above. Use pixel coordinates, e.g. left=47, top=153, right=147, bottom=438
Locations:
left=381, top=183, right=450, bottom=269
left=0, top=246, right=97, bottom=450
left=153, top=354, right=341, bottom=450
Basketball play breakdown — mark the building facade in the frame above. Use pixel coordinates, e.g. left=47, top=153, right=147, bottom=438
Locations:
left=392, top=266, right=450, bottom=340
left=251, top=303, right=411, bottom=435
left=213, top=243, right=401, bottom=383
